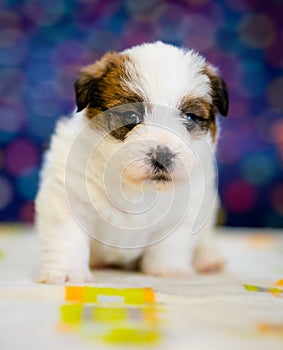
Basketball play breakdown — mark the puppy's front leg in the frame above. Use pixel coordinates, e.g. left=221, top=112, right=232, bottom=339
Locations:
left=141, top=227, right=197, bottom=277
left=37, top=219, right=93, bottom=284
left=191, top=210, right=225, bottom=273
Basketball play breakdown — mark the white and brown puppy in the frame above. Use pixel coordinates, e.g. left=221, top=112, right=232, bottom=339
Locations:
left=36, top=41, right=228, bottom=284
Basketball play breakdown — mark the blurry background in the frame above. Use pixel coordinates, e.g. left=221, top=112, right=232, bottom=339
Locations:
left=0, top=0, right=282, bottom=227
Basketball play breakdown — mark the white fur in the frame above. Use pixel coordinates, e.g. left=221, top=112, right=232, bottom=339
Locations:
left=123, top=41, right=212, bottom=107
left=36, top=42, right=225, bottom=283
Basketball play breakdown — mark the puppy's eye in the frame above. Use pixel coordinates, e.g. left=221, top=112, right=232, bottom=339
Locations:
left=122, top=111, right=142, bottom=126
left=183, top=113, right=197, bottom=131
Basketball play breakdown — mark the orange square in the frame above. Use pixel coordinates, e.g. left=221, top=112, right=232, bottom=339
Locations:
left=144, top=288, right=155, bottom=303
left=65, top=286, right=84, bottom=302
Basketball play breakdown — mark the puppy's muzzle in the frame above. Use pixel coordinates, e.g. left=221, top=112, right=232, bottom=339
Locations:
left=149, top=146, right=175, bottom=172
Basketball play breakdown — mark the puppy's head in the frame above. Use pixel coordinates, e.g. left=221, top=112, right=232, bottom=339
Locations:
left=74, top=41, right=228, bottom=189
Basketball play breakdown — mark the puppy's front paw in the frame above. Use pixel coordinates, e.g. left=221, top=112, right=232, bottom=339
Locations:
left=37, top=267, right=93, bottom=284
left=193, top=245, right=225, bottom=273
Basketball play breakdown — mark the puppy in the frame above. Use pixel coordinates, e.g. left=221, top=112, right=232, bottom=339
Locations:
left=36, top=41, right=228, bottom=284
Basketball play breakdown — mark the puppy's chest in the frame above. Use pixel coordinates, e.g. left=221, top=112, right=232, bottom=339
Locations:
left=92, top=189, right=180, bottom=231
left=86, top=194, right=190, bottom=259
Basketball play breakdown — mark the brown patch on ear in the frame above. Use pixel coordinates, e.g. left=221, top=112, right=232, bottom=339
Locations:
left=74, top=52, right=116, bottom=112
left=202, top=64, right=229, bottom=117
left=74, top=52, right=142, bottom=116
left=75, top=52, right=145, bottom=141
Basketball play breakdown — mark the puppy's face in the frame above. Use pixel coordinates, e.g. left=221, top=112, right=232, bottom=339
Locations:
left=74, top=42, right=228, bottom=189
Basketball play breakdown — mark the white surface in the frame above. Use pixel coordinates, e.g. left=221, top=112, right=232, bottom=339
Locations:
left=0, top=225, right=283, bottom=350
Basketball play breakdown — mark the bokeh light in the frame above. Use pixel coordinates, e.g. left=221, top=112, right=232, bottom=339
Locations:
left=270, top=184, right=283, bottom=216
left=4, top=139, right=39, bottom=176
left=0, top=176, right=13, bottom=211
left=241, top=154, right=276, bottom=186
left=239, top=14, right=275, bottom=49
left=267, top=76, right=283, bottom=111
left=222, top=180, right=257, bottom=214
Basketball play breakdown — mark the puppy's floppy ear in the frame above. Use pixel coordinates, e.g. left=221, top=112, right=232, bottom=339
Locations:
left=74, top=52, right=118, bottom=112
left=204, top=64, right=229, bottom=117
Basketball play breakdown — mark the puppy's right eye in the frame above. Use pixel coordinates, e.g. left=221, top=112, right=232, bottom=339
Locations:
left=122, top=111, right=142, bottom=126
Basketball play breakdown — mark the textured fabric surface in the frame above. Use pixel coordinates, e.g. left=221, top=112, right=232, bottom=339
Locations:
left=0, top=0, right=283, bottom=226
left=0, top=225, right=283, bottom=349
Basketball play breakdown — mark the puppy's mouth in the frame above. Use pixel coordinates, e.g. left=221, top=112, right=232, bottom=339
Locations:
left=123, top=169, right=172, bottom=185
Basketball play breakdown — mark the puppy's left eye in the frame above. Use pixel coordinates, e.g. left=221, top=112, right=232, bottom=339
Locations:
left=182, top=113, right=197, bottom=131
left=122, top=111, right=142, bottom=126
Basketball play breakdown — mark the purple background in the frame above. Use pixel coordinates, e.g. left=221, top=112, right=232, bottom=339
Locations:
left=0, top=0, right=283, bottom=227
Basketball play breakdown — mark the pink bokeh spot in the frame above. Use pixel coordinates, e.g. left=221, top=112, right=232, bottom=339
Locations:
left=4, top=139, right=39, bottom=176
left=271, top=184, right=283, bottom=216
left=19, top=201, right=35, bottom=223
left=265, top=36, right=283, bottom=69
left=227, top=92, right=250, bottom=119
left=0, top=176, right=13, bottom=210
left=223, top=180, right=257, bottom=213
left=270, top=120, right=283, bottom=144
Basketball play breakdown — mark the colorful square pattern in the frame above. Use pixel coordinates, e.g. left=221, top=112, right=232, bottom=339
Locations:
left=60, top=286, right=162, bottom=345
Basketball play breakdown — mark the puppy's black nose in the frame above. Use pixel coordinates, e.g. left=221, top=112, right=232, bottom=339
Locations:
left=150, top=146, right=175, bottom=171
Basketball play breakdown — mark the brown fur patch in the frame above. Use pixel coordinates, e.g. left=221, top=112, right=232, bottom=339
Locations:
left=179, top=96, right=217, bottom=141
left=201, top=64, right=229, bottom=117
left=179, top=96, right=212, bottom=119
left=74, top=52, right=143, bottom=140
left=179, top=63, right=229, bottom=142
